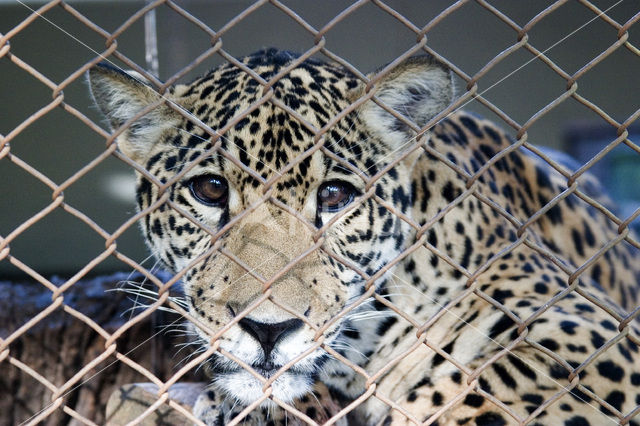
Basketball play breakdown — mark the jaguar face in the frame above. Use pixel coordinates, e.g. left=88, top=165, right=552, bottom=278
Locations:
left=88, top=49, right=453, bottom=405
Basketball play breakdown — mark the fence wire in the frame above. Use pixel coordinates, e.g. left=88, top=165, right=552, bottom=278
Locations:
left=1, top=0, right=640, bottom=425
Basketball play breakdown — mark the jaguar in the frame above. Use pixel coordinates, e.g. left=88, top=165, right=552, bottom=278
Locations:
left=89, top=48, right=640, bottom=425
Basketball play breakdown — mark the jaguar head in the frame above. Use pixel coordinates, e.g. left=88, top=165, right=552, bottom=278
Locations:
left=88, top=49, right=453, bottom=404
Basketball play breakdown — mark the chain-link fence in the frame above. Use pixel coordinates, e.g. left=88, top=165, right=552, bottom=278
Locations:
left=1, top=1, right=640, bottom=425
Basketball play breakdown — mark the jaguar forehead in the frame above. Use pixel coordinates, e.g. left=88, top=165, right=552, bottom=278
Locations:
left=161, top=65, right=378, bottom=204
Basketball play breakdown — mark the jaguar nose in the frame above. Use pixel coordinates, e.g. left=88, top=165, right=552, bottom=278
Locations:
left=238, top=317, right=303, bottom=363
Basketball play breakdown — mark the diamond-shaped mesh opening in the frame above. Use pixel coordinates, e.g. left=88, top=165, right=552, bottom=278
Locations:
left=524, top=1, right=622, bottom=71
left=575, top=47, right=640, bottom=120
left=431, top=1, right=523, bottom=69
left=3, top=6, right=106, bottom=81
left=6, top=209, right=105, bottom=277
left=0, top=157, right=53, bottom=228
left=220, top=2, right=318, bottom=49
left=8, top=108, right=107, bottom=180
left=0, top=60, right=56, bottom=134
left=316, top=2, right=428, bottom=63
left=469, top=47, right=570, bottom=124
left=2, top=0, right=640, bottom=425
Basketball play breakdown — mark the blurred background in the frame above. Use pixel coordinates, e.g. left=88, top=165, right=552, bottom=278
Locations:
left=1, top=0, right=639, bottom=280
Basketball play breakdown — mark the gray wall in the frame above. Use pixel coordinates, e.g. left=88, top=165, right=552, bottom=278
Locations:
left=1, top=0, right=639, bottom=278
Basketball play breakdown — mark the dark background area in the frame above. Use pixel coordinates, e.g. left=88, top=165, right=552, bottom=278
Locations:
left=1, top=0, right=639, bottom=279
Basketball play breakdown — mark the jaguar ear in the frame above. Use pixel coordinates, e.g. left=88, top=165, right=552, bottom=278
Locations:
left=88, top=63, right=181, bottom=162
left=359, top=56, right=454, bottom=148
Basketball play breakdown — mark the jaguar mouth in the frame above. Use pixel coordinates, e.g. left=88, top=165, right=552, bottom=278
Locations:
left=252, top=362, right=282, bottom=377
left=212, top=364, right=315, bottom=405
left=208, top=357, right=309, bottom=377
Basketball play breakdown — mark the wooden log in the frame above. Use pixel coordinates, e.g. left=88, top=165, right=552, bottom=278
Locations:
left=0, top=272, right=199, bottom=425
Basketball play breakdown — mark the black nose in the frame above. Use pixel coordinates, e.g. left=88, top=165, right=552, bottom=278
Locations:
left=238, top=317, right=303, bottom=363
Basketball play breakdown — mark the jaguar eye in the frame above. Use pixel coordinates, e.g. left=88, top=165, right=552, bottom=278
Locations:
left=317, top=181, right=356, bottom=213
left=188, top=175, right=229, bottom=207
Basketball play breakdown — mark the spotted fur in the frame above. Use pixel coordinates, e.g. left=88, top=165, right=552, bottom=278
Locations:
left=89, top=49, right=640, bottom=425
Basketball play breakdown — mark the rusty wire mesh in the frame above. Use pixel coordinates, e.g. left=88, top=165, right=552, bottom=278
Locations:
left=1, top=0, right=640, bottom=425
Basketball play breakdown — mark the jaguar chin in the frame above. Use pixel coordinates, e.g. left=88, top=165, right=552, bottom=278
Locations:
left=213, top=368, right=314, bottom=406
